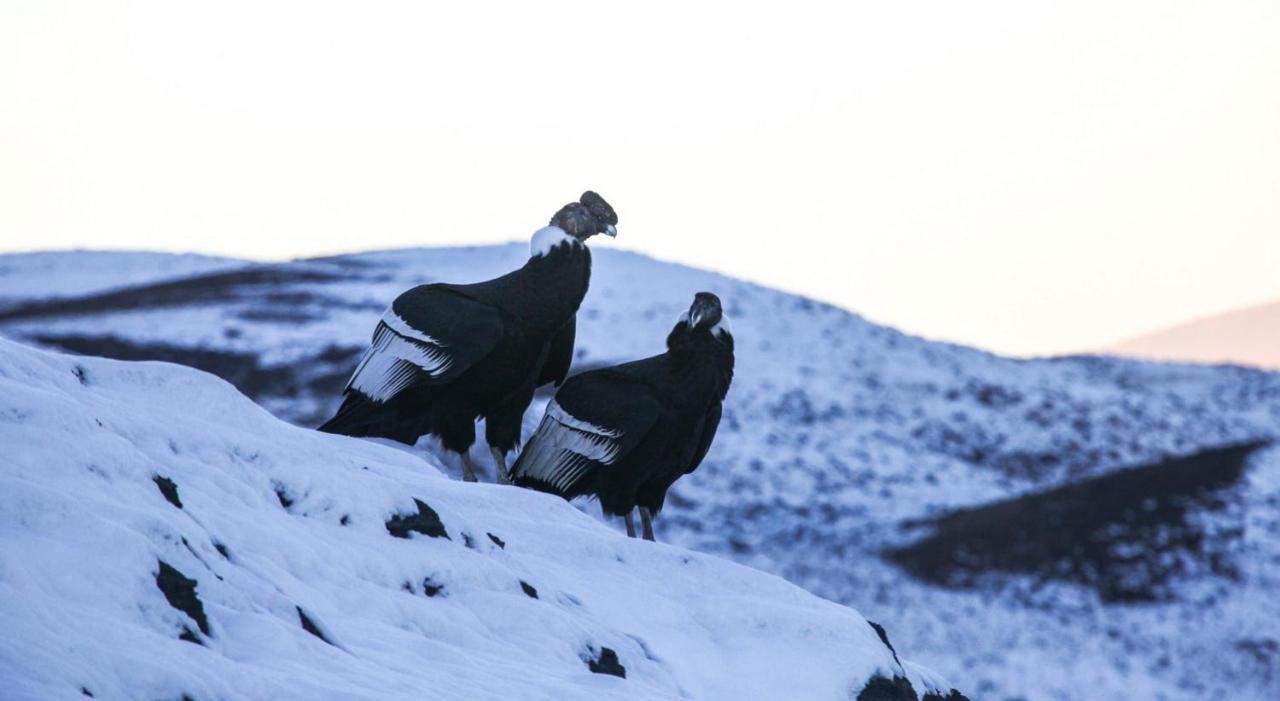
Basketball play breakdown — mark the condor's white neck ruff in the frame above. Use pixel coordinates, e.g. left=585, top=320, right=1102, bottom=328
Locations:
left=677, top=310, right=734, bottom=338
left=530, top=226, right=582, bottom=258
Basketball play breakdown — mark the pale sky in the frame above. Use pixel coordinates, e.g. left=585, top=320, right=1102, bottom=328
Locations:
left=1, top=0, right=1277, bottom=356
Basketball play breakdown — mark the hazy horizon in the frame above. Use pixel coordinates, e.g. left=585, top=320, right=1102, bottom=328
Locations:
left=3, top=1, right=1277, bottom=357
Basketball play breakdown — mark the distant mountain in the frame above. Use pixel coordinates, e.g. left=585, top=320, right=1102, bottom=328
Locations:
left=1107, top=299, right=1280, bottom=370
left=1, top=247, right=1278, bottom=700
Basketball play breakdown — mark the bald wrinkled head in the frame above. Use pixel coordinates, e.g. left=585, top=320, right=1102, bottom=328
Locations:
left=550, top=191, right=618, bottom=240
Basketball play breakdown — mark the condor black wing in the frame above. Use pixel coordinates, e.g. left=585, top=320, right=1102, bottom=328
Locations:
left=684, top=402, right=722, bottom=474
left=537, top=317, right=576, bottom=388
left=344, top=285, right=505, bottom=402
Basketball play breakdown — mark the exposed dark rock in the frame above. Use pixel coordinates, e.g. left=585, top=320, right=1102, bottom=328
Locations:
left=585, top=646, right=625, bottom=678
left=966, top=380, right=1021, bottom=409
left=235, top=307, right=325, bottom=324
left=921, top=691, right=968, bottom=701
left=155, top=561, right=209, bottom=635
left=273, top=483, right=294, bottom=510
left=486, top=532, right=505, bottom=548
left=856, top=675, right=919, bottom=701
left=890, top=441, right=1268, bottom=601
left=1235, top=638, right=1279, bottom=684
left=213, top=542, right=230, bottom=559
left=80, top=686, right=93, bottom=697
left=72, top=365, right=89, bottom=386
left=867, top=620, right=901, bottom=667
left=297, top=607, right=335, bottom=646
left=178, top=628, right=203, bottom=645
left=519, top=581, right=538, bottom=599
left=385, top=499, right=449, bottom=540
left=422, top=577, right=444, bottom=597
left=153, top=476, right=182, bottom=509
left=768, top=388, right=844, bottom=426
left=339, top=514, right=350, bottom=526
left=1235, top=637, right=1279, bottom=665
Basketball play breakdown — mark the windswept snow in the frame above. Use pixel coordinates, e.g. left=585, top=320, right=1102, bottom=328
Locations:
left=0, top=338, right=958, bottom=701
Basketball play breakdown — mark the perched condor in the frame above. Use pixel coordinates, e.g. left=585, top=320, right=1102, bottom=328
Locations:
left=511, top=292, right=734, bottom=541
left=319, top=191, right=617, bottom=483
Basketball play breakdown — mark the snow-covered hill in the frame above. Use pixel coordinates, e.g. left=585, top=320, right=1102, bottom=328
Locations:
left=0, top=337, right=963, bottom=701
left=0, top=250, right=243, bottom=307
left=2, top=246, right=1279, bottom=700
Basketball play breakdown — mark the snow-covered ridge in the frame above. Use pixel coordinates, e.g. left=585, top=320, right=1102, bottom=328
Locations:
left=0, top=338, right=963, bottom=701
left=0, top=250, right=244, bottom=306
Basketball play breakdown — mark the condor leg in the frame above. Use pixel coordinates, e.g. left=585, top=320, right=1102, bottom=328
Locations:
left=460, top=452, right=479, bottom=483
left=639, top=506, right=655, bottom=542
left=438, top=414, right=478, bottom=483
left=624, top=510, right=637, bottom=538
left=490, top=446, right=511, bottom=484
left=484, top=382, right=532, bottom=485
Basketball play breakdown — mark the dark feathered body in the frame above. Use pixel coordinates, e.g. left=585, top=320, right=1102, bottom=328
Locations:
left=512, top=318, right=734, bottom=517
left=320, top=238, right=590, bottom=454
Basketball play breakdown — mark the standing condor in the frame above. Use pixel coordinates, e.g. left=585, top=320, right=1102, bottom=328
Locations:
left=319, top=191, right=617, bottom=483
left=511, top=292, right=734, bottom=541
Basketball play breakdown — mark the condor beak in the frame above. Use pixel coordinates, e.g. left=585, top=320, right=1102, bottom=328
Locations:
left=603, top=224, right=617, bottom=238
left=688, top=310, right=704, bottom=328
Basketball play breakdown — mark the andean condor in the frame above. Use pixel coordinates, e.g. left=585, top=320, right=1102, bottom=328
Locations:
left=511, top=292, right=734, bottom=541
left=318, top=191, right=618, bottom=483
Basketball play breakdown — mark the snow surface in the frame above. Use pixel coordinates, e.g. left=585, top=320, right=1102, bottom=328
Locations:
left=2, top=245, right=1278, bottom=700
left=0, top=337, right=952, bottom=701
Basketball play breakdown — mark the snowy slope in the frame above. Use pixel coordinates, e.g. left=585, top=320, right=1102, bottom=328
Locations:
left=0, top=250, right=244, bottom=307
left=2, top=246, right=1279, bottom=700
left=0, top=337, right=964, bottom=701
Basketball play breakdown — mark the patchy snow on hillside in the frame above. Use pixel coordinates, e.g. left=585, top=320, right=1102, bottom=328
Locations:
left=0, top=338, right=961, bottom=701
left=0, top=250, right=244, bottom=306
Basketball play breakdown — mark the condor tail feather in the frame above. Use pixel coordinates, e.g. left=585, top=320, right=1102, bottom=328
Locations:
left=317, top=393, right=426, bottom=445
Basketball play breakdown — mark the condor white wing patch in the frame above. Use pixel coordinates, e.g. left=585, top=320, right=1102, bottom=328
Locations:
left=346, top=309, right=454, bottom=402
left=515, top=401, right=623, bottom=493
